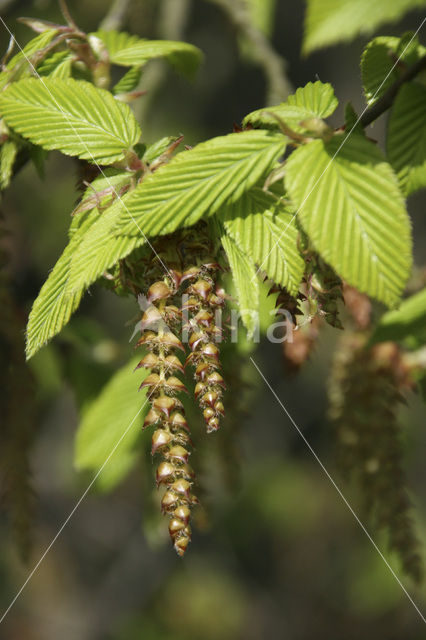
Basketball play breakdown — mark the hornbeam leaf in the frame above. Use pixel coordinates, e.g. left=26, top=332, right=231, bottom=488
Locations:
left=220, top=230, right=259, bottom=337
left=38, top=50, right=73, bottom=79
left=361, top=35, right=426, bottom=105
left=285, top=134, right=412, bottom=307
left=303, top=0, right=426, bottom=54
left=67, top=130, right=287, bottom=293
left=0, top=29, right=58, bottom=89
left=243, top=80, right=337, bottom=131
left=219, top=187, right=304, bottom=296
left=0, top=78, right=141, bottom=164
left=0, top=139, right=18, bottom=190
left=91, top=30, right=202, bottom=79
left=74, top=354, right=149, bottom=492
left=25, top=208, right=100, bottom=360
left=370, top=287, right=426, bottom=347
left=387, top=82, right=426, bottom=196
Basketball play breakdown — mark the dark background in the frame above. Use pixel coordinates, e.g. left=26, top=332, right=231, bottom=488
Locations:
left=1, top=1, right=426, bottom=638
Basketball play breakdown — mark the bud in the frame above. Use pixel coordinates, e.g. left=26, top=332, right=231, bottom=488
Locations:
left=173, top=505, right=191, bottom=524
left=136, top=353, right=159, bottom=370
left=166, top=445, right=189, bottom=464
left=164, top=354, right=184, bottom=373
left=169, top=518, right=186, bottom=535
left=143, top=408, right=161, bottom=428
left=200, top=391, right=219, bottom=408
left=156, top=461, right=176, bottom=486
left=151, top=429, right=171, bottom=455
left=170, top=411, right=189, bottom=431
left=165, top=376, right=188, bottom=394
left=153, top=395, right=178, bottom=416
left=147, top=281, right=172, bottom=302
left=189, top=279, right=212, bottom=300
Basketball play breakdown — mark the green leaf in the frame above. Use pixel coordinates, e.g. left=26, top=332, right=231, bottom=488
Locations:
left=0, top=139, right=18, bottom=190
left=303, top=0, right=426, bottom=54
left=8, top=30, right=58, bottom=64
left=0, top=78, right=141, bottom=164
left=26, top=208, right=100, bottom=360
left=220, top=229, right=259, bottom=337
left=243, top=81, right=338, bottom=130
left=26, top=130, right=286, bottom=357
left=74, top=354, right=149, bottom=492
left=113, top=65, right=143, bottom=94
left=370, top=288, right=426, bottom=347
left=344, top=102, right=364, bottom=136
left=91, top=30, right=203, bottom=79
left=285, top=134, right=412, bottom=307
left=67, top=130, right=287, bottom=295
left=361, top=35, right=425, bottom=105
left=1, top=29, right=59, bottom=83
left=246, top=0, right=276, bottom=35
left=142, top=136, right=180, bottom=165
left=219, top=187, right=304, bottom=296
left=387, top=82, right=426, bottom=196
left=37, top=50, right=72, bottom=79
left=69, top=169, right=132, bottom=236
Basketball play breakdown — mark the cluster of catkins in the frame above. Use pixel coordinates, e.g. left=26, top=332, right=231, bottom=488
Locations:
left=134, top=225, right=226, bottom=556
left=270, top=250, right=344, bottom=373
left=329, top=333, right=423, bottom=582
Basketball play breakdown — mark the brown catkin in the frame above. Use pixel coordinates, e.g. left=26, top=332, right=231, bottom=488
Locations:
left=329, top=332, right=423, bottom=582
left=136, top=245, right=196, bottom=557
left=179, top=227, right=226, bottom=433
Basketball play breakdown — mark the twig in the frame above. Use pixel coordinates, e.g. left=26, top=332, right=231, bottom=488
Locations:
left=59, top=0, right=79, bottom=31
left=100, top=0, right=133, bottom=32
left=207, top=0, right=292, bottom=105
left=360, top=55, right=426, bottom=127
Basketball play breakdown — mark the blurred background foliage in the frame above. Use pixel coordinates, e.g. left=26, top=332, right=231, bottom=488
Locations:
left=1, top=0, right=426, bottom=638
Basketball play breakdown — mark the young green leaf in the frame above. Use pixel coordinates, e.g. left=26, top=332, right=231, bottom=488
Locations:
left=25, top=208, right=100, bottom=360
left=0, top=29, right=59, bottom=90
left=91, top=30, right=203, bottom=79
left=285, top=134, right=412, bottom=307
left=361, top=35, right=425, bottom=105
left=219, top=187, right=304, bottom=296
left=113, top=65, right=143, bottom=94
left=370, top=288, right=426, bottom=347
left=220, top=230, right=259, bottom=337
left=0, top=139, right=18, bottom=190
left=243, top=80, right=338, bottom=130
left=67, top=130, right=288, bottom=294
left=37, top=50, right=72, bottom=79
left=69, top=170, right=132, bottom=234
left=303, top=0, right=426, bottom=53
left=387, top=82, right=426, bottom=196
left=74, top=354, right=149, bottom=492
left=0, top=78, right=141, bottom=164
